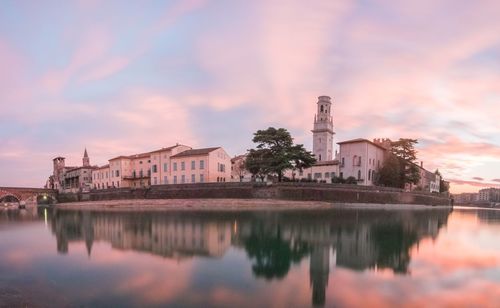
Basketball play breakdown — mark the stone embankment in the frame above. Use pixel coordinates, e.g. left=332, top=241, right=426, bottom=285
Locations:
left=57, top=182, right=451, bottom=207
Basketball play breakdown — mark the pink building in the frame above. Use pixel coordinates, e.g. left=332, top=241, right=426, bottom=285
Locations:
left=92, top=145, right=231, bottom=189
left=338, top=139, right=388, bottom=185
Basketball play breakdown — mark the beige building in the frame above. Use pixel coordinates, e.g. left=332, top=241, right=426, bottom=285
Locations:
left=479, top=188, right=500, bottom=202
left=412, top=162, right=441, bottom=193
left=51, top=149, right=96, bottom=192
left=92, top=145, right=231, bottom=189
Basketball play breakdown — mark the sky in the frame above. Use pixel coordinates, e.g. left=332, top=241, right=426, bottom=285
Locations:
left=0, top=0, right=499, bottom=193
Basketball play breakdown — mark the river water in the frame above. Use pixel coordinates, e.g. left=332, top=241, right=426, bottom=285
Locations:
left=0, top=206, right=499, bottom=307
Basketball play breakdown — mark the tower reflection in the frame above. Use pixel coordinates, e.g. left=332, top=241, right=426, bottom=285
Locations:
left=49, top=207, right=452, bottom=307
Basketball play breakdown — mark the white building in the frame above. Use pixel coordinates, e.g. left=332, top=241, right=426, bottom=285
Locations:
left=338, top=139, right=388, bottom=185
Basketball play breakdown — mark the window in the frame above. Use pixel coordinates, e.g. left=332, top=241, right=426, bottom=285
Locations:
left=368, top=170, right=371, bottom=181
left=191, top=174, right=195, bottom=183
left=340, top=172, right=343, bottom=179
left=181, top=162, right=185, bottom=171
left=173, top=176, right=177, bottom=184
left=325, top=172, right=330, bottom=178
left=314, top=173, right=322, bottom=179
left=341, top=157, right=345, bottom=166
left=152, top=165, right=157, bottom=173
left=358, top=170, right=361, bottom=180
left=139, top=170, right=143, bottom=177
left=116, top=170, right=120, bottom=177
left=200, top=174, right=204, bottom=183
left=181, top=175, right=185, bottom=183
left=319, top=154, right=322, bottom=161
left=173, top=162, right=177, bottom=171
left=320, top=105, right=324, bottom=112
left=117, top=181, right=120, bottom=188
left=191, top=161, right=195, bottom=170
left=299, top=169, right=303, bottom=176
left=164, top=176, right=168, bottom=184
left=200, top=160, right=205, bottom=169
left=163, top=163, right=168, bottom=172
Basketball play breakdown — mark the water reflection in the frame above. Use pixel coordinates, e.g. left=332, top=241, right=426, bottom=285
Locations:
left=47, top=207, right=452, bottom=307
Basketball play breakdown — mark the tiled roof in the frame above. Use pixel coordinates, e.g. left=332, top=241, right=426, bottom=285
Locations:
left=337, top=138, right=388, bottom=150
left=171, top=147, right=220, bottom=158
left=109, top=144, right=190, bottom=161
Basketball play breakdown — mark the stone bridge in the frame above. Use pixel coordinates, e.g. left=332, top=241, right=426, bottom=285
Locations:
left=0, top=187, right=57, bottom=204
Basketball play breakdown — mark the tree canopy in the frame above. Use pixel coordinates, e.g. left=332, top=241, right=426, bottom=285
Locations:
left=376, top=138, right=421, bottom=189
left=245, top=127, right=316, bottom=182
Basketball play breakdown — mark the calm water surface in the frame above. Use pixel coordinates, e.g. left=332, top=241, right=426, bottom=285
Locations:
left=1, top=206, right=499, bottom=307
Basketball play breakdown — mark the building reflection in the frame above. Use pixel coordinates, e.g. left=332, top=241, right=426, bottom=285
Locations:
left=50, top=211, right=232, bottom=259
left=49, top=207, right=452, bottom=307
left=476, top=209, right=500, bottom=225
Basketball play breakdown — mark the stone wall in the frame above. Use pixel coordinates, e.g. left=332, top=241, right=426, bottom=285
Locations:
left=59, top=182, right=451, bottom=206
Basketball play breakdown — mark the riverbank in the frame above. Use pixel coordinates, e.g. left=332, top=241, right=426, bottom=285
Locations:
left=55, top=198, right=452, bottom=211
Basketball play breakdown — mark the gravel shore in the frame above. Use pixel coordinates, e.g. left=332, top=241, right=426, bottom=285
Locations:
left=55, top=198, right=448, bottom=211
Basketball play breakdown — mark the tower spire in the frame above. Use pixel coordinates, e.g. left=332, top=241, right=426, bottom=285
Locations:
left=83, top=148, right=90, bottom=167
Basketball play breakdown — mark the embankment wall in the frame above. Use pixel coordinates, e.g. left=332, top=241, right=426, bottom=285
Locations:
left=58, top=183, right=451, bottom=206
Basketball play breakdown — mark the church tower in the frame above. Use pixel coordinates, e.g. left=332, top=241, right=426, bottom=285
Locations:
left=83, top=148, right=90, bottom=167
left=312, top=96, right=335, bottom=162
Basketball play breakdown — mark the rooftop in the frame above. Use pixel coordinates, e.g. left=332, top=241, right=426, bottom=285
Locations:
left=171, top=147, right=221, bottom=158
left=337, top=138, right=388, bottom=150
left=109, top=144, right=190, bottom=161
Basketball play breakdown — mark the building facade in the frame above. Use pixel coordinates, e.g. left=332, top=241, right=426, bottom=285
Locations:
left=51, top=149, right=95, bottom=192
left=413, top=163, right=441, bottom=193
left=338, top=139, right=388, bottom=185
left=91, top=145, right=231, bottom=189
left=478, top=188, right=500, bottom=202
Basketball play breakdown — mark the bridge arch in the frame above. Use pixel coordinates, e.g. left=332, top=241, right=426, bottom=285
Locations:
left=36, top=193, right=57, bottom=205
left=0, top=193, right=21, bottom=204
left=0, top=188, right=57, bottom=205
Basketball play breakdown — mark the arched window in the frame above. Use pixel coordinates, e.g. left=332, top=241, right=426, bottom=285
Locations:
left=358, top=170, right=361, bottom=180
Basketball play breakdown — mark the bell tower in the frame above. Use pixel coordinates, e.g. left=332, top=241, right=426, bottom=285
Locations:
left=83, top=148, right=90, bottom=167
left=312, top=96, right=334, bottom=162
